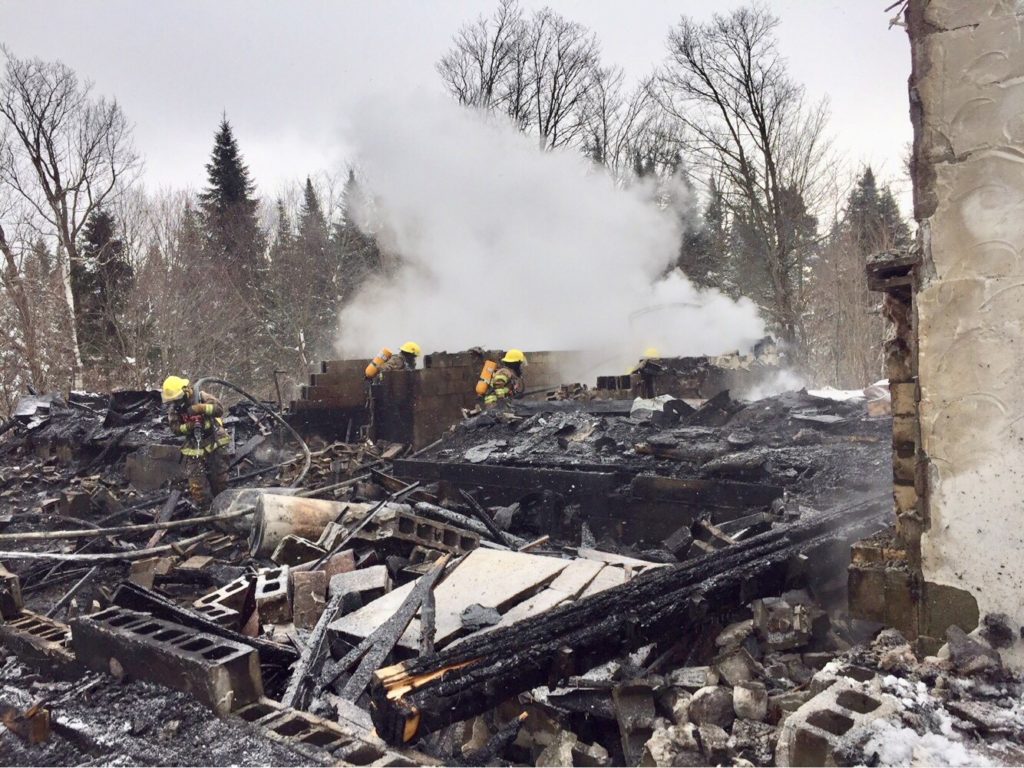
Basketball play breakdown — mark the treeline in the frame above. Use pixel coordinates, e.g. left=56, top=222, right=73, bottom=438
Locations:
left=0, top=51, right=387, bottom=413
left=0, top=3, right=911, bottom=417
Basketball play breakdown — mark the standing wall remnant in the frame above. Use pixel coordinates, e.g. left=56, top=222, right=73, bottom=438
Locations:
left=908, top=0, right=1024, bottom=659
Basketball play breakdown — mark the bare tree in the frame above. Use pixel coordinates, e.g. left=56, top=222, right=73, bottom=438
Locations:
left=438, top=2, right=600, bottom=152
left=0, top=47, right=141, bottom=386
left=653, top=5, right=832, bottom=346
left=437, top=0, right=526, bottom=112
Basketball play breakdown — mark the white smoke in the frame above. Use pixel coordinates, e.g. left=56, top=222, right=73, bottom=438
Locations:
left=336, top=92, right=765, bottom=382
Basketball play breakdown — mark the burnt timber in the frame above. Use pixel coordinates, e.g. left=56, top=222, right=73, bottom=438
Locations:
left=368, top=493, right=889, bottom=745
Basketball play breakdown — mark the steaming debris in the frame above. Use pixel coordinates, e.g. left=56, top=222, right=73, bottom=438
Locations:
left=335, top=94, right=764, bottom=374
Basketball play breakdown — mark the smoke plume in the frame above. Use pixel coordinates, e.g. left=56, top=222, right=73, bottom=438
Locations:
left=336, top=92, right=764, bottom=381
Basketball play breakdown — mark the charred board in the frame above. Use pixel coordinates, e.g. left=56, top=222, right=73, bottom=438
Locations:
left=368, top=493, right=889, bottom=745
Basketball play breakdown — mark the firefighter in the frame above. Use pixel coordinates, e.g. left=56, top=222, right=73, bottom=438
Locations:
left=365, top=341, right=421, bottom=379
left=484, top=349, right=527, bottom=407
left=161, top=376, right=231, bottom=508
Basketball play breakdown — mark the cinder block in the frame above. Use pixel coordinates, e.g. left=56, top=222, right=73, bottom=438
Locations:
left=329, top=566, right=390, bottom=614
left=890, top=382, right=917, bottom=417
left=891, top=415, right=919, bottom=449
left=0, top=563, right=24, bottom=619
left=255, top=566, right=291, bottom=624
left=776, top=678, right=894, bottom=767
left=193, top=601, right=241, bottom=629
left=291, top=570, right=327, bottom=630
left=71, top=607, right=262, bottom=716
left=392, top=510, right=479, bottom=555
left=893, top=483, right=918, bottom=516
left=194, top=575, right=253, bottom=614
left=0, top=610, right=74, bottom=668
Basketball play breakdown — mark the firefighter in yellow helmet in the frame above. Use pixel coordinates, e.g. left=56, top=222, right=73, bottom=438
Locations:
left=366, top=341, right=421, bottom=379
left=161, top=376, right=231, bottom=508
left=484, top=349, right=527, bottom=408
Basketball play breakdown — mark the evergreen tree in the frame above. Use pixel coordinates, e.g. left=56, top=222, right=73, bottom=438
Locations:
left=268, top=199, right=295, bottom=272
left=295, top=179, right=337, bottom=353
left=332, top=170, right=384, bottom=304
left=73, top=208, right=133, bottom=371
left=845, top=166, right=910, bottom=253
left=198, top=118, right=266, bottom=293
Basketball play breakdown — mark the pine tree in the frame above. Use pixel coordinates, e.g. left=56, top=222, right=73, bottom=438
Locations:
left=198, top=118, right=266, bottom=294
left=845, top=166, right=910, bottom=254
left=332, top=170, right=384, bottom=304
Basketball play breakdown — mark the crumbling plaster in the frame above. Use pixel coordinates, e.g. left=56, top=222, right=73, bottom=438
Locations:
left=911, top=0, right=1024, bottom=663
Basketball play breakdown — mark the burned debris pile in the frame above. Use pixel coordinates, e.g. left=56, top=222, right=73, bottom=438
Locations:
left=2, top=382, right=1019, bottom=766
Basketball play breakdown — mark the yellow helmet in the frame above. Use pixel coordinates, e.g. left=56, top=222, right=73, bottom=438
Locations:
left=643, top=347, right=660, bottom=358
left=400, top=341, right=422, bottom=356
left=502, top=349, right=526, bottom=365
left=161, top=375, right=190, bottom=403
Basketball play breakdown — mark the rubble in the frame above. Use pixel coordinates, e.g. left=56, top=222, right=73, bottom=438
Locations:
left=1, top=376, right=1017, bottom=767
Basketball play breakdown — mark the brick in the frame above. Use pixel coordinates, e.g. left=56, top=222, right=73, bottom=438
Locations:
left=291, top=570, right=327, bottom=630
left=71, top=607, right=262, bottom=716
left=0, top=563, right=24, bottom=619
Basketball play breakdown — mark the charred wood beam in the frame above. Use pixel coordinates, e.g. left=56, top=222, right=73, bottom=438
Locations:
left=336, top=554, right=450, bottom=703
left=458, top=490, right=510, bottom=548
left=281, top=585, right=347, bottom=710
left=368, top=494, right=888, bottom=745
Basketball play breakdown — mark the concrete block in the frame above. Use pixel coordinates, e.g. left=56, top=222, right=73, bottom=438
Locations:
left=0, top=563, right=24, bottom=619
left=291, top=570, right=327, bottom=630
left=0, top=610, right=74, bottom=668
left=752, top=597, right=811, bottom=650
left=318, top=549, right=356, bottom=580
left=328, top=565, right=390, bottom=614
left=255, top=566, right=291, bottom=624
left=193, top=601, right=241, bottom=629
left=128, top=556, right=173, bottom=589
left=889, top=382, right=917, bottom=417
left=194, top=575, right=253, bottom=614
left=775, top=678, right=894, bottom=767
left=71, top=606, right=262, bottom=716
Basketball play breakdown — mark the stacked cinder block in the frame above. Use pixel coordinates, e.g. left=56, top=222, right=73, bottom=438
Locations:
left=289, top=350, right=571, bottom=450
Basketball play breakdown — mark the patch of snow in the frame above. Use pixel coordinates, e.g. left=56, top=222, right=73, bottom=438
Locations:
left=864, top=720, right=993, bottom=767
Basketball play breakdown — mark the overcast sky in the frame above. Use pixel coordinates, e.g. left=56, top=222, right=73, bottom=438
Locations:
left=1, top=0, right=912, bottom=209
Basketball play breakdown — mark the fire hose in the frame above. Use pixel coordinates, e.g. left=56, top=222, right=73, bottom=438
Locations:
left=192, top=377, right=311, bottom=488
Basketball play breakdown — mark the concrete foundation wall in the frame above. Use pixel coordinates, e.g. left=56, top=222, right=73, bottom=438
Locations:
left=909, top=0, right=1024, bottom=660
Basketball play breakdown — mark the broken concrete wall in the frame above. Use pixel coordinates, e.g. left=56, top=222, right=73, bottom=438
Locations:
left=908, top=0, right=1024, bottom=659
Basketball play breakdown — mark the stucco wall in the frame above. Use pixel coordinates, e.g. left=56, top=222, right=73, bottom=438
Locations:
left=910, top=0, right=1024, bottom=660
